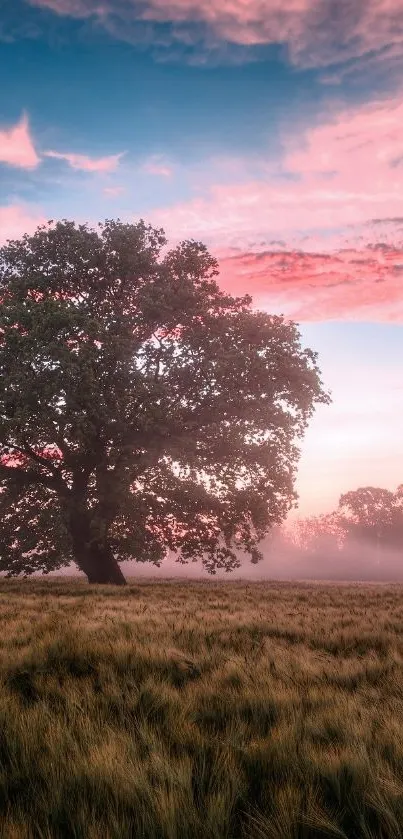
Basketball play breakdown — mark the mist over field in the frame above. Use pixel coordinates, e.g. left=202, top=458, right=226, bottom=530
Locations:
left=38, top=538, right=403, bottom=582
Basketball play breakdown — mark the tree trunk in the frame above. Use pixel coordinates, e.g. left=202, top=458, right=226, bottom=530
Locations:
left=69, top=508, right=127, bottom=585
left=80, top=543, right=127, bottom=585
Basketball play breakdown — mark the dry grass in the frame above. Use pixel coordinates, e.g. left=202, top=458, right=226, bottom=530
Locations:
left=0, top=578, right=402, bottom=837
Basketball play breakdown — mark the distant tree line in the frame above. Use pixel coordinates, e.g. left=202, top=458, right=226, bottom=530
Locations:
left=281, top=485, right=403, bottom=578
left=291, top=486, right=403, bottom=553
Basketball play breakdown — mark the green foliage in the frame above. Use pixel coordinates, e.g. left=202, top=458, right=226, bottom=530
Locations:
left=0, top=220, right=329, bottom=581
left=0, top=579, right=402, bottom=837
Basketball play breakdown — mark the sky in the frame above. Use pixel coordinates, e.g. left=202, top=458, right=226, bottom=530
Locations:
left=0, top=0, right=402, bottom=519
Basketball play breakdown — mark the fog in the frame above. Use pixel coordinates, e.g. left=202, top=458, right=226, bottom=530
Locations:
left=43, top=535, right=403, bottom=582
left=119, top=540, right=403, bottom=582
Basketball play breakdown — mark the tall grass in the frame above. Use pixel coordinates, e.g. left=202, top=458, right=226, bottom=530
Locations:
left=0, top=578, right=402, bottom=837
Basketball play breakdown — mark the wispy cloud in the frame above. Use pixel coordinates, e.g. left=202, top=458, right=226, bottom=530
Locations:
left=103, top=185, right=126, bottom=197
left=25, top=0, right=403, bottom=71
left=151, top=95, right=403, bottom=247
left=0, top=114, right=125, bottom=176
left=142, top=156, right=173, bottom=177
left=0, top=114, right=39, bottom=170
left=218, top=244, right=403, bottom=322
left=44, top=150, right=124, bottom=172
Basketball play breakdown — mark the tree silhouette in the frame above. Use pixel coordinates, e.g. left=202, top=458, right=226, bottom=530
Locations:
left=289, top=512, right=345, bottom=554
left=0, top=220, right=329, bottom=584
left=339, top=485, right=403, bottom=556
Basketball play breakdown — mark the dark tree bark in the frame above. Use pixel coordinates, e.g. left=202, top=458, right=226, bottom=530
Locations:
left=69, top=505, right=127, bottom=585
left=78, top=544, right=127, bottom=585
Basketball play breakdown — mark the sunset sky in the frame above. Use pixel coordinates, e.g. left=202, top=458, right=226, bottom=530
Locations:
left=1, top=0, right=402, bottom=518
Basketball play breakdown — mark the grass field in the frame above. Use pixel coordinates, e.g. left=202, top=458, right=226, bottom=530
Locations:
left=0, top=578, right=403, bottom=838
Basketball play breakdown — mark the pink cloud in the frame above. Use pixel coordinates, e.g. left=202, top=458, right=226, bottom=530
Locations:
left=44, top=150, right=124, bottom=172
left=148, top=94, right=403, bottom=321
left=283, top=97, right=403, bottom=184
left=103, top=185, right=126, bottom=197
left=26, top=0, right=403, bottom=70
left=0, top=114, right=39, bottom=170
left=151, top=95, right=403, bottom=246
left=0, top=205, right=44, bottom=244
left=27, top=0, right=91, bottom=15
left=217, top=245, right=403, bottom=322
left=142, top=157, right=173, bottom=178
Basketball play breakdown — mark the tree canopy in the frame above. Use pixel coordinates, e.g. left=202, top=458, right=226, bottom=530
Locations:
left=0, top=219, right=329, bottom=584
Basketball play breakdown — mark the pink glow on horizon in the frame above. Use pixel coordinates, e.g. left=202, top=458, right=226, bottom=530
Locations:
left=294, top=363, right=403, bottom=517
left=0, top=114, right=39, bottom=170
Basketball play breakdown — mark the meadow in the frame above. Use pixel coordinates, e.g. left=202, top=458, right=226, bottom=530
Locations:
left=0, top=578, right=402, bottom=838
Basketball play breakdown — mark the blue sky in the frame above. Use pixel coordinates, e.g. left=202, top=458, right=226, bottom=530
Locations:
left=1, top=0, right=402, bottom=515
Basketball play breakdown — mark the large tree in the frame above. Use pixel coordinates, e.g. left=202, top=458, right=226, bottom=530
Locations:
left=0, top=220, right=329, bottom=584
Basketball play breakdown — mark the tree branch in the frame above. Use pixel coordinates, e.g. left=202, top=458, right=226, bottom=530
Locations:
left=1, top=443, right=70, bottom=497
left=0, top=462, right=58, bottom=492
left=20, top=439, right=62, bottom=477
